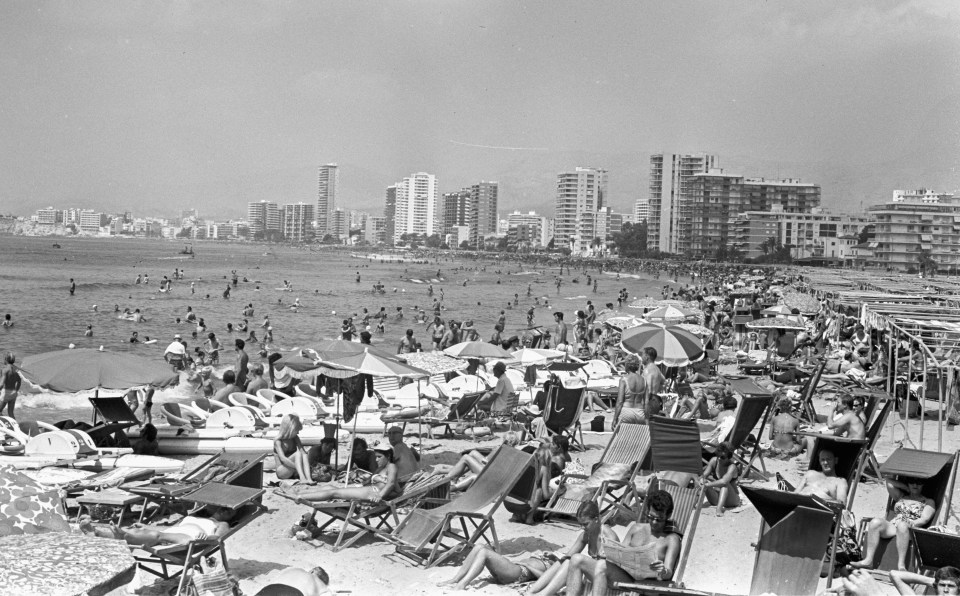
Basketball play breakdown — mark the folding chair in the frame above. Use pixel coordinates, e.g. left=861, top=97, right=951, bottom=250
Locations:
left=541, top=423, right=651, bottom=523
left=279, top=470, right=451, bottom=552
left=124, top=451, right=265, bottom=521
left=649, top=416, right=703, bottom=478
left=133, top=483, right=266, bottom=596
left=387, top=445, right=535, bottom=567
left=703, top=393, right=772, bottom=480
left=610, top=480, right=706, bottom=592
left=85, top=396, right=141, bottom=447
left=421, top=391, right=486, bottom=439
left=740, top=486, right=840, bottom=596
left=541, top=383, right=587, bottom=451
left=797, top=359, right=828, bottom=424
left=857, top=448, right=958, bottom=572
left=912, top=527, right=960, bottom=576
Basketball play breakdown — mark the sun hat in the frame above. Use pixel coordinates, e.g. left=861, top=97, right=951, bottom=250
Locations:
left=372, top=439, right=393, bottom=454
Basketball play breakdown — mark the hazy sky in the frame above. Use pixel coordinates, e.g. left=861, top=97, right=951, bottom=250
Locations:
left=1, top=1, right=959, bottom=218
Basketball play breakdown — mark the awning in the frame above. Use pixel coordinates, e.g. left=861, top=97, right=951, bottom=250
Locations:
left=921, top=235, right=933, bottom=242
left=879, top=448, right=954, bottom=479
left=868, top=242, right=879, bottom=248
left=921, top=243, right=933, bottom=250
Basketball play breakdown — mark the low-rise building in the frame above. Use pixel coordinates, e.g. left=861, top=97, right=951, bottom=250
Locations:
left=729, top=208, right=869, bottom=261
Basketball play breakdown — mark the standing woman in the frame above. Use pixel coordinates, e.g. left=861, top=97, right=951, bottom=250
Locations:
left=274, top=414, right=314, bottom=484
left=1, top=352, right=21, bottom=418
left=613, top=354, right=646, bottom=428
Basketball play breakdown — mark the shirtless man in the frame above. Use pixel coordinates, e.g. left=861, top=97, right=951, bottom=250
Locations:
left=795, top=448, right=849, bottom=505
left=641, top=347, right=665, bottom=401
left=802, top=394, right=865, bottom=457
left=1, top=353, right=22, bottom=418
left=397, top=329, right=416, bottom=354
left=566, top=490, right=681, bottom=595
left=613, top=354, right=646, bottom=427
left=553, top=312, right=569, bottom=349
left=255, top=567, right=331, bottom=596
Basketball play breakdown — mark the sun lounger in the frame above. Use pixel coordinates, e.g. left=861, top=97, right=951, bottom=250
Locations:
left=856, top=447, right=958, bottom=572
left=133, top=482, right=266, bottom=596
left=541, top=423, right=652, bottom=523
left=278, top=470, right=451, bottom=552
left=387, top=444, right=535, bottom=567
left=741, top=486, right=840, bottom=596
left=124, top=451, right=265, bottom=521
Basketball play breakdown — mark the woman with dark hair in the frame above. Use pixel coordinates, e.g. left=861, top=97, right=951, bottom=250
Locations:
left=702, top=441, right=741, bottom=516
left=269, top=352, right=297, bottom=396
left=853, top=476, right=936, bottom=570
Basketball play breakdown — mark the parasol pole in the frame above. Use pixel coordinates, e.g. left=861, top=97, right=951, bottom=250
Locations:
left=417, top=376, right=423, bottom=453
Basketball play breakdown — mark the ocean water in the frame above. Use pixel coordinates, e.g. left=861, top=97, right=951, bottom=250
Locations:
left=0, top=235, right=666, bottom=424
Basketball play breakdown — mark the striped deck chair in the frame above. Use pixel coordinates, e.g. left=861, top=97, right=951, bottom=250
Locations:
left=607, top=481, right=706, bottom=593
left=278, top=470, right=451, bottom=552
left=387, top=445, right=535, bottom=568
left=542, top=384, right=588, bottom=451
left=541, top=423, right=652, bottom=523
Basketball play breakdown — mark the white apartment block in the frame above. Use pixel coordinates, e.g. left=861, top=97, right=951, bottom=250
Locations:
left=391, top=172, right=438, bottom=244
left=317, top=163, right=339, bottom=235
left=554, top=167, right=607, bottom=253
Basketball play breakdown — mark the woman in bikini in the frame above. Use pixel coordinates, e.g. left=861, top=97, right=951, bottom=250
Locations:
left=274, top=414, right=314, bottom=484
left=613, top=354, right=646, bottom=428
left=284, top=440, right=399, bottom=502
left=701, top=441, right=742, bottom=516
left=439, top=500, right=603, bottom=591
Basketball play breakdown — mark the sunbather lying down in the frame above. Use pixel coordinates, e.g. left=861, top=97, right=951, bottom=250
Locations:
left=277, top=441, right=402, bottom=502
left=79, top=506, right=235, bottom=547
left=254, top=566, right=331, bottom=596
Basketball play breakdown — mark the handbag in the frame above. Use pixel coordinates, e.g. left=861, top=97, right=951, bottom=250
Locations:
left=190, top=557, right=236, bottom=596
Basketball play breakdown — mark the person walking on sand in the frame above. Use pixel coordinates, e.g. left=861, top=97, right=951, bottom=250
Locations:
left=1, top=353, right=22, bottom=418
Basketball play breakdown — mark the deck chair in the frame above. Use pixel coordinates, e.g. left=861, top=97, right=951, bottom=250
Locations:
left=797, top=359, right=828, bottom=424
left=388, top=445, right=535, bottom=567
left=133, top=482, right=266, bottom=596
left=741, top=486, right=840, bottom=596
left=911, top=528, right=960, bottom=578
left=649, top=416, right=703, bottom=478
left=704, top=393, right=772, bottom=480
left=541, top=423, right=652, bottom=523
left=280, top=470, right=451, bottom=552
left=86, top=396, right=141, bottom=447
left=610, top=480, right=706, bottom=592
left=541, top=383, right=587, bottom=451
left=421, top=391, right=486, bottom=439
left=856, top=448, right=959, bottom=572
left=124, top=451, right=266, bottom=521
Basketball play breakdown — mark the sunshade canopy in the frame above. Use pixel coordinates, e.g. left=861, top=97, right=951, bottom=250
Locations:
left=19, top=348, right=179, bottom=393
left=443, top=341, right=513, bottom=360
left=879, top=448, right=955, bottom=479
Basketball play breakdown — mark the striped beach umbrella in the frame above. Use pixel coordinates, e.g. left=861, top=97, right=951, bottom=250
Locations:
left=620, top=324, right=704, bottom=367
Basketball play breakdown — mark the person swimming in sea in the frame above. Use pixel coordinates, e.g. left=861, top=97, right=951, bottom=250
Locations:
left=2, top=314, right=12, bottom=328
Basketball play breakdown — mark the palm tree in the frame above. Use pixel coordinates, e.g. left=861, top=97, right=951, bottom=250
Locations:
left=918, top=249, right=937, bottom=278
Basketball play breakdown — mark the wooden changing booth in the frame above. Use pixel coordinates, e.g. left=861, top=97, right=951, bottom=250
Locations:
left=742, top=486, right=839, bottom=596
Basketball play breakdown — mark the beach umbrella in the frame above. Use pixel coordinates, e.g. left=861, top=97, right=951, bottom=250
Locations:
left=321, top=348, right=431, bottom=474
left=601, top=315, right=643, bottom=330
left=643, top=305, right=693, bottom=324
left=396, top=351, right=468, bottom=375
left=19, top=347, right=179, bottom=395
left=746, top=317, right=806, bottom=331
left=275, top=348, right=323, bottom=379
left=760, top=304, right=793, bottom=317
left=675, top=323, right=714, bottom=339
left=620, top=324, right=704, bottom=367
left=510, top=347, right=566, bottom=365
left=443, top=341, right=513, bottom=360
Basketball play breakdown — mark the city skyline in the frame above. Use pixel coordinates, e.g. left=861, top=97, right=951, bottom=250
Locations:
left=1, top=2, right=958, bottom=218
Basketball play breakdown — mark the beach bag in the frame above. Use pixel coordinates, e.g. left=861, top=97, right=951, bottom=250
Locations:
left=189, top=556, right=237, bottom=596
left=590, top=415, right=605, bottom=432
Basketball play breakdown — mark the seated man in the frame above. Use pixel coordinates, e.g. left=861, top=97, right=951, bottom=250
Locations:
left=386, top=425, right=420, bottom=482
left=794, top=448, right=848, bottom=505
left=254, top=566, right=331, bottom=596
left=80, top=506, right=235, bottom=546
left=801, top=394, right=865, bottom=457
left=565, top=490, right=682, bottom=595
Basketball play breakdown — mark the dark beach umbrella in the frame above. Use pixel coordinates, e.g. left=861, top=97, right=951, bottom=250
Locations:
left=19, top=347, right=179, bottom=395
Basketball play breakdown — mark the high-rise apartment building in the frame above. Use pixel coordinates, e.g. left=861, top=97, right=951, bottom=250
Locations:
left=364, top=216, right=386, bottom=245
left=688, top=170, right=821, bottom=258
left=469, top=181, right=498, bottom=247
left=442, top=191, right=471, bottom=235
left=247, top=201, right=281, bottom=236
left=391, top=172, right=438, bottom=244
left=554, top=167, right=607, bottom=253
left=730, top=208, right=866, bottom=261
left=868, top=190, right=960, bottom=272
left=647, top=153, right=717, bottom=253
left=634, top=199, right=649, bottom=224
left=331, top=208, right=349, bottom=240
left=384, top=186, right=397, bottom=244
left=317, top=163, right=339, bottom=235
left=283, top=202, right=315, bottom=243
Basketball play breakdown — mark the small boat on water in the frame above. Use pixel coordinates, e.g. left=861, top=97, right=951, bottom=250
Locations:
left=52, top=243, right=61, bottom=249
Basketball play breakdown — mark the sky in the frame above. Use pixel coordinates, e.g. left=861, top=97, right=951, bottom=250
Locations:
left=1, top=0, right=959, bottom=219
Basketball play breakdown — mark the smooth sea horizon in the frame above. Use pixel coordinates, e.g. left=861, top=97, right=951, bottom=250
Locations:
left=0, top=234, right=670, bottom=425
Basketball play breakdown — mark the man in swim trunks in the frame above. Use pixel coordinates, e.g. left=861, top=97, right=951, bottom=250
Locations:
left=795, top=448, right=849, bottom=505
left=1, top=353, right=22, bottom=418
left=801, top=393, right=865, bottom=457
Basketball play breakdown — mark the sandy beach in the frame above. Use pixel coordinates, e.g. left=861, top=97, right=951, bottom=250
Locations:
left=118, top=385, right=959, bottom=596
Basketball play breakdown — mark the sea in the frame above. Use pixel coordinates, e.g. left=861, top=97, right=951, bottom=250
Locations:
left=0, top=235, right=668, bottom=426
